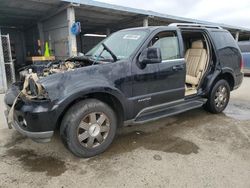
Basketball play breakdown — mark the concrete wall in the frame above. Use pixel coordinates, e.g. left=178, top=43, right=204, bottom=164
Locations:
left=42, top=10, right=70, bottom=60
left=42, top=8, right=77, bottom=60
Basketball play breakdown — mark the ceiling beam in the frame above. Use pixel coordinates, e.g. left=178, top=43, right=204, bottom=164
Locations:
left=0, top=7, right=45, bottom=16
left=0, top=13, right=38, bottom=20
left=24, top=0, right=60, bottom=5
left=83, top=14, right=146, bottom=33
left=39, top=3, right=70, bottom=22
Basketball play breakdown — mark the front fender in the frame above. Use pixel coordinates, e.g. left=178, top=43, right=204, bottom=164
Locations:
left=57, top=84, right=128, bottom=111
left=44, top=78, right=128, bottom=121
left=38, top=63, right=131, bottom=121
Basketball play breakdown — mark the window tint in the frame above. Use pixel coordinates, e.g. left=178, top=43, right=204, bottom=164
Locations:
left=211, top=31, right=237, bottom=49
left=151, top=32, right=180, bottom=61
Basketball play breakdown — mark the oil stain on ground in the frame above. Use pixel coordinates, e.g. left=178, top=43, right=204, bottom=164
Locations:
left=6, top=148, right=67, bottom=177
left=102, top=129, right=199, bottom=158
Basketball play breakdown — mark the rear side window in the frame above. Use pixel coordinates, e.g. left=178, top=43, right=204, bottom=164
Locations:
left=211, top=31, right=238, bottom=49
left=210, top=30, right=241, bottom=72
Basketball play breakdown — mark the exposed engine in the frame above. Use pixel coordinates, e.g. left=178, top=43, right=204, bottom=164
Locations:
left=18, top=56, right=96, bottom=99
left=19, top=56, right=94, bottom=81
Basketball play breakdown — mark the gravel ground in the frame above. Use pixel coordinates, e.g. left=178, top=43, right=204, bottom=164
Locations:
left=0, top=77, right=249, bottom=188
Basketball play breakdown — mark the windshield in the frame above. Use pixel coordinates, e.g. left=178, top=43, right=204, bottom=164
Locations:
left=86, top=30, right=148, bottom=61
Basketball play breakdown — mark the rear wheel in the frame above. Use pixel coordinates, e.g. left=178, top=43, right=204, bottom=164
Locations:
left=60, top=99, right=117, bottom=158
left=204, top=79, right=230, bottom=113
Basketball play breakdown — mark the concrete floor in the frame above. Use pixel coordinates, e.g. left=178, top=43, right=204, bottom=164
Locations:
left=0, top=78, right=249, bottom=188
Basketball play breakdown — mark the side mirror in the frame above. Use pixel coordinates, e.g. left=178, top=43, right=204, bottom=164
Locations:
left=139, top=47, right=162, bottom=65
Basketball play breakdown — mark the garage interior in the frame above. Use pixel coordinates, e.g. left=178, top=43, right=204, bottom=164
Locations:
left=0, top=0, right=250, bottom=93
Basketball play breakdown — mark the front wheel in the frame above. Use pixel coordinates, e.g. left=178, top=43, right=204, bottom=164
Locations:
left=60, top=99, right=117, bottom=158
left=204, top=79, right=230, bottom=114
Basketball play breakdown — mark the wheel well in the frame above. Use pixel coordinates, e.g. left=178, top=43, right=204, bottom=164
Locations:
left=56, top=92, right=124, bottom=129
left=218, top=73, right=235, bottom=90
left=87, top=93, right=124, bottom=127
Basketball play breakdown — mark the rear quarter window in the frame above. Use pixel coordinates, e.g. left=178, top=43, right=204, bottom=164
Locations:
left=210, top=30, right=241, bottom=73
left=211, top=31, right=238, bottom=49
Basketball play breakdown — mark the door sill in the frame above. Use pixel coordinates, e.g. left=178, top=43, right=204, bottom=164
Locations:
left=124, top=98, right=207, bottom=125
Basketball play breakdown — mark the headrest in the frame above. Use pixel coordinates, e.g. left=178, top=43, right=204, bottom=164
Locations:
left=191, top=40, right=204, bottom=49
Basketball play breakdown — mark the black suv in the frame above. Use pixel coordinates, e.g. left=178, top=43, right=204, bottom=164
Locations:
left=4, top=23, right=243, bottom=157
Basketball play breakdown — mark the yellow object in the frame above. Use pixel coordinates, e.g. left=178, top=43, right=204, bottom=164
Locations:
left=44, top=42, right=50, bottom=57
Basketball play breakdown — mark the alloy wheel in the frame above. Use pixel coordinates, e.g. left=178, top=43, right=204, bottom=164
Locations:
left=214, top=85, right=228, bottom=109
left=77, top=112, right=110, bottom=148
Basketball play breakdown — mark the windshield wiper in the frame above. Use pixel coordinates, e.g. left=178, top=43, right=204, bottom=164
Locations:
left=101, top=43, right=118, bottom=62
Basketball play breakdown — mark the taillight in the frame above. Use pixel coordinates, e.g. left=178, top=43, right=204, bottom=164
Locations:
left=240, top=58, right=244, bottom=72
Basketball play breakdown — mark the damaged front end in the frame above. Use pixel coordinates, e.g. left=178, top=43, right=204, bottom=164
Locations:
left=4, top=56, right=96, bottom=142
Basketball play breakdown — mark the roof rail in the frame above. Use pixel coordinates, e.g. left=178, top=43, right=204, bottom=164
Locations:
left=169, top=23, right=223, bottom=29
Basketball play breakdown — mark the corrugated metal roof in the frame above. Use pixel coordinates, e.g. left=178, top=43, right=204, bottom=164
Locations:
left=62, top=0, right=250, bottom=32
left=0, top=0, right=249, bottom=39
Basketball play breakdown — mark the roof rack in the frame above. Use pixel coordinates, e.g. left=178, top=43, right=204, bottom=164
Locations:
left=169, top=23, right=223, bottom=29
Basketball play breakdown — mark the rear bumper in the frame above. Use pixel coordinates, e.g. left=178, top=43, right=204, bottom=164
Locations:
left=243, top=68, right=250, bottom=76
left=233, top=72, right=244, bottom=90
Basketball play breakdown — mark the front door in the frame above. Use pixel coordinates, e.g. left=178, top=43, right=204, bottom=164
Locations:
left=131, top=30, right=186, bottom=115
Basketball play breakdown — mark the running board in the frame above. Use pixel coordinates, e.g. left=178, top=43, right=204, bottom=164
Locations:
left=130, top=99, right=206, bottom=125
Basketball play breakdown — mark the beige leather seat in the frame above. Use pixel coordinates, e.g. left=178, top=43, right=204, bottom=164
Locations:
left=185, top=40, right=207, bottom=86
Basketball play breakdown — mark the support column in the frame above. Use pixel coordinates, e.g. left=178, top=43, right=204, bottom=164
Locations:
left=235, top=31, right=239, bottom=42
left=143, top=17, right=149, bottom=27
left=37, top=22, right=44, bottom=55
left=67, top=6, right=77, bottom=56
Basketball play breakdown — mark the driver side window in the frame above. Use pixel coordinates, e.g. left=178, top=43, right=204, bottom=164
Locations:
left=150, top=31, right=180, bottom=61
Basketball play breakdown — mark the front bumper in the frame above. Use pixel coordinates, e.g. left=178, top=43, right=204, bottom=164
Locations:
left=4, top=84, right=58, bottom=142
left=5, top=108, right=54, bottom=143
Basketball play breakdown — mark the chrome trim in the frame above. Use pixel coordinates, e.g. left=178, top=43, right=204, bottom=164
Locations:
left=135, top=99, right=184, bottom=119
left=162, top=58, right=185, bottom=63
left=129, top=87, right=184, bottom=101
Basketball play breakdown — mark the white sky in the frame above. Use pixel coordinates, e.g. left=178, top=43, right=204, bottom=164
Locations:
left=97, top=0, right=250, bottom=28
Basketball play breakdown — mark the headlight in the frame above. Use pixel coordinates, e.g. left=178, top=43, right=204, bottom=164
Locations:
left=22, top=73, right=49, bottom=99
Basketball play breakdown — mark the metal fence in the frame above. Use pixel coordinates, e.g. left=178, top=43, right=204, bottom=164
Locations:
left=0, top=34, right=16, bottom=93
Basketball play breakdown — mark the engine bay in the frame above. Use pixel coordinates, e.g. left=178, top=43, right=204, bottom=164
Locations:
left=18, top=56, right=106, bottom=99
left=19, top=56, right=97, bottom=80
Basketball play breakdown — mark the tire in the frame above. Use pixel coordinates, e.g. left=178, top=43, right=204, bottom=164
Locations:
left=204, top=79, right=230, bottom=114
left=60, top=99, right=117, bottom=158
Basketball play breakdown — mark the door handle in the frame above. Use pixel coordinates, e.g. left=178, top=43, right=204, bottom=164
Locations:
left=172, top=65, right=184, bottom=71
